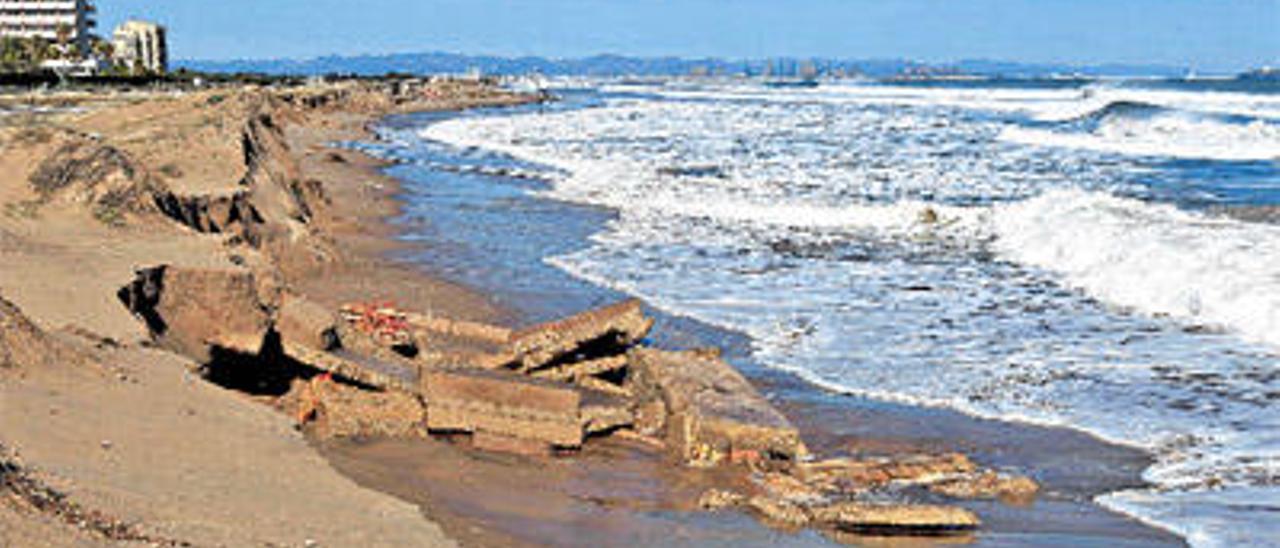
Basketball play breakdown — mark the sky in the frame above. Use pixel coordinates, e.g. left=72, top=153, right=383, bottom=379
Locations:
left=100, top=0, right=1278, bottom=72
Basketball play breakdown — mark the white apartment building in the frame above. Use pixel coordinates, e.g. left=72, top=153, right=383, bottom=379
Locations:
left=112, top=19, right=165, bottom=74
left=0, top=0, right=96, bottom=52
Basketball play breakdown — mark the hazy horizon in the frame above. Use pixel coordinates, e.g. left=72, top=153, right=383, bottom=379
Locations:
left=100, top=0, right=1278, bottom=72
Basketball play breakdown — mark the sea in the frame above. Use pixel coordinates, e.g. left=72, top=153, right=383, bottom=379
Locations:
left=361, top=77, right=1280, bottom=547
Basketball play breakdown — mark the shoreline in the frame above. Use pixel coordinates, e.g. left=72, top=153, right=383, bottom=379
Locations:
left=0, top=80, right=1183, bottom=546
left=338, top=105, right=1185, bottom=545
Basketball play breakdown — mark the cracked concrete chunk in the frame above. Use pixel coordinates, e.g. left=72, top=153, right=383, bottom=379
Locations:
left=508, top=299, right=653, bottom=371
left=422, top=369, right=583, bottom=448
left=627, top=347, right=806, bottom=466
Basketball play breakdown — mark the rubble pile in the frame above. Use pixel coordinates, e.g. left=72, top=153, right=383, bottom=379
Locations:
left=117, top=277, right=1040, bottom=539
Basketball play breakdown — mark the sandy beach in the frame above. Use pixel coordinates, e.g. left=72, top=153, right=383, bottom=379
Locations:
left=1, top=80, right=1185, bottom=546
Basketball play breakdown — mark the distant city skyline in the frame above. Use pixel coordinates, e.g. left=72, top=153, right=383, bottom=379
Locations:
left=100, top=0, right=1278, bottom=72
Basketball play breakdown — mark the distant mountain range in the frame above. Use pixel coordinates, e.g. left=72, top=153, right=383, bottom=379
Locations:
left=177, top=52, right=1192, bottom=79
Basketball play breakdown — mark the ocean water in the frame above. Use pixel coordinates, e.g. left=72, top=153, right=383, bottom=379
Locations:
left=404, top=79, right=1278, bottom=547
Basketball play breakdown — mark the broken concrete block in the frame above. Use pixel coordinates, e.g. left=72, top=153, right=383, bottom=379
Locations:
left=575, top=375, right=632, bottom=398
left=747, top=495, right=811, bottom=528
left=928, top=471, right=1039, bottom=503
left=633, top=400, right=667, bottom=438
left=276, top=293, right=337, bottom=352
left=755, top=472, right=825, bottom=505
left=403, top=313, right=511, bottom=346
left=508, top=299, right=653, bottom=371
left=530, top=354, right=628, bottom=383
left=405, top=313, right=515, bottom=370
left=280, top=342, right=415, bottom=392
left=627, top=347, right=806, bottom=467
left=335, top=318, right=418, bottom=365
left=697, top=489, right=746, bottom=510
left=293, top=377, right=426, bottom=440
left=807, top=502, right=980, bottom=535
left=422, top=369, right=583, bottom=447
left=117, top=265, right=271, bottom=361
left=799, top=453, right=975, bottom=492
left=471, top=431, right=553, bottom=457
left=580, top=392, right=634, bottom=435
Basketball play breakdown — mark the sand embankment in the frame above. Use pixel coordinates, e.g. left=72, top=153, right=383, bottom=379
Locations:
left=0, top=79, right=530, bottom=546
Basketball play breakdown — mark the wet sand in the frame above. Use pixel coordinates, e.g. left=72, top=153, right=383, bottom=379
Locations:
left=0, top=81, right=1185, bottom=546
left=316, top=106, right=1186, bottom=546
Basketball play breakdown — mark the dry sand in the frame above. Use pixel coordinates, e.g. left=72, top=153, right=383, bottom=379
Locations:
left=0, top=80, right=1182, bottom=547
left=0, top=80, right=527, bottom=546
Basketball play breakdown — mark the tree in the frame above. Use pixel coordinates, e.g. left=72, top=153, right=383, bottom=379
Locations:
left=53, top=23, right=78, bottom=60
left=92, top=38, right=114, bottom=61
left=1, top=37, right=23, bottom=72
left=26, top=37, right=50, bottom=65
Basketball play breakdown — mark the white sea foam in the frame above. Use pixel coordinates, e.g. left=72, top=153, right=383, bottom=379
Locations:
left=421, top=83, right=1280, bottom=546
left=1000, top=114, right=1280, bottom=161
left=992, top=188, right=1280, bottom=347
left=618, top=81, right=1280, bottom=123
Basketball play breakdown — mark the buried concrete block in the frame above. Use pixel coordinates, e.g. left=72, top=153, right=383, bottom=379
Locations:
left=117, top=265, right=272, bottom=361
left=422, top=369, right=583, bottom=448
left=508, top=299, right=653, bottom=371
left=627, top=347, right=806, bottom=466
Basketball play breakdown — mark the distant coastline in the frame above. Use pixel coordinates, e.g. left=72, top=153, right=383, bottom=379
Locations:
left=178, top=51, right=1205, bottom=79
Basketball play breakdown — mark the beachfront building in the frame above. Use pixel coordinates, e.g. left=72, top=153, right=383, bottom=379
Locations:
left=111, top=19, right=166, bottom=74
left=0, top=0, right=96, bottom=53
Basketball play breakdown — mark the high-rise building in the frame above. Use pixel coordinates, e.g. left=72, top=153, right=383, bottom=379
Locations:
left=112, top=19, right=165, bottom=74
left=0, top=0, right=97, bottom=53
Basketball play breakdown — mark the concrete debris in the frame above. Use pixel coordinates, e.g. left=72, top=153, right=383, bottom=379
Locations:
left=798, top=453, right=976, bottom=491
left=928, top=471, right=1040, bottom=503
left=291, top=376, right=426, bottom=440
left=755, top=472, right=825, bottom=505
left=422, top=369, right=583, bottom=449
left=118, top=265, right=273, bottom=361
left=580, top=394, right=634, bottom=435
left=747, top=495, right=811, bottom=528
left=507, top=299, right=653, bottom=372
left=697, top=489, right=746, bottom=510
left=807, top=502, right=981, bottom=535
left=111, top=282, right=1020, bottom=538
left=627, top=347, right=806, bottom=467
left=280, top=342, right=414, bottom=393
left=276, top=293, right=338, bottom=352
left=471, top=431, right=554, bottom=458
left=402, top=312, right=512, bottom=346
left=530, top=354, right=628, bottom=383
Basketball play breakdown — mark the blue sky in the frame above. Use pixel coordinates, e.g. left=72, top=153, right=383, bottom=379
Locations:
left=102, top=1, right=1278, bottom=71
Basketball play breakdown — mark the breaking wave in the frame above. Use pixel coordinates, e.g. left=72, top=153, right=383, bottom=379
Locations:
left=419, top=81, right=1280, bottom=547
